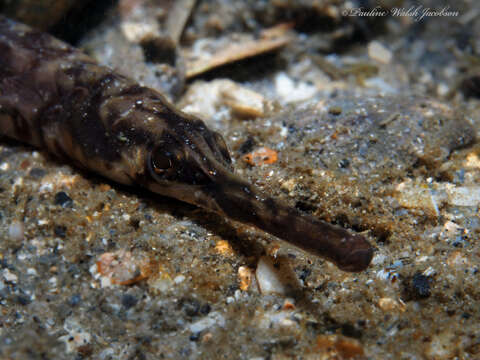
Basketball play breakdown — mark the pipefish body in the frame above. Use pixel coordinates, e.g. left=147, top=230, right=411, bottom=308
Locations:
left=0, top=15, right=373, bottom=272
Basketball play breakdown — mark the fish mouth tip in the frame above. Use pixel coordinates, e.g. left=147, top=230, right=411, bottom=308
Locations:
left=337, top=245, right=374, bottom=272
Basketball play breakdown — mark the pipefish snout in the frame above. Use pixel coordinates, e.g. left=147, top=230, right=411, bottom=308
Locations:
left=0, top=15, right=373, bottom=272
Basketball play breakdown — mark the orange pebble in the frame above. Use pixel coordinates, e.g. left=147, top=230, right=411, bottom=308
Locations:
left=315, top=335, right=365, bottom=359
left=238, top=266, right=253, bottom=291
left=243, top=147, right=278, bottom=166
left=215, top=240, right=235, bottom=257
left=282, top=299, right=296, bottom=310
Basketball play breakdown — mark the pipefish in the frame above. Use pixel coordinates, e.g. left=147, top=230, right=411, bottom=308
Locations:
left=0, top=15, right=373, bottom=272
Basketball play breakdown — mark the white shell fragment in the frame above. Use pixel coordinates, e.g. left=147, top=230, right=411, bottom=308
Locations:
left=3, top=269, right=18, bottom=284
left=368, top=41, right=393, bottom=64
left=445, top=186, right=480, bottom=207
left=189, top=311, right=226, bottom=333
left=395, top=180, right=480, bottom=214
left=58, top=317, right=92, bottom=353
left=255, top=256, right=300, bottom=295
left=256, top=256, right=286, bottom=295
left=120, top=21, right=160, bottom=43
left=394, top=181, right=443, bottom=216
left=221, top=81, right=267, bottom=118
left=275, top=72, right=317, bottom=103
left=180, top=79, right=268, bottom=120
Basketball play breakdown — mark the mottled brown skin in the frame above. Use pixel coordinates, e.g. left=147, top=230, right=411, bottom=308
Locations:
left=0, top=15, right=373, bottom=272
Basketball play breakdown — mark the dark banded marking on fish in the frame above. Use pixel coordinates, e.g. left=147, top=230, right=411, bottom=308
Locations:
left=0, top=15, right=373, bottom=272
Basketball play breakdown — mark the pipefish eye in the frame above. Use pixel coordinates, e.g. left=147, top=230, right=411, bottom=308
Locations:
left=149, top=142, right=180, bottom=176
left=151, top=149, right=173, bottom=173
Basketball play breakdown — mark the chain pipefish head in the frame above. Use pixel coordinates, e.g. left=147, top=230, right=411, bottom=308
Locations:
left=147, top=130, right=231, bottom=185
left=139, top=106, right=238, bottom=210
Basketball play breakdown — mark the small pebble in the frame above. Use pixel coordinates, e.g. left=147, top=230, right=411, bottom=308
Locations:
left=238, top=137, right=256, bottom=154
left=368, top=41, right=392, bottom=64
left=69, top=294, right=81, bottom=306
left=96, top=250, right=151, bottom=286
left=174, top=275, right=186, bottom=284
left=26, top=268, right=37, bottom=276
left=3, top=269, right=18, bottom=283
left=200, top=304, right=211, bottom=315
left=54, top=225, right=67, bottom=238
left=121, top=294, right=138, bottom=309
left=29, top=167, right=47, bottom=179
left=8, top=221, right=24, bottom=241
left=281, top=178, right=296, bottom=192
left=412, top=273, right=431, bottom=298
left=54, top=191, right=73, bottom=207
left=338, top=158, right=350, bottom=168
left=148, top=266, right=174, bottom=293
left=378, top=297, right=406, bottom=312
left=328, top=106, right=342, bottom=115
left=182, top=298, right=201, bottom=317
left=189, top=332, right=201, bottom=342
left=16, top=294, right=31, bottom=306
left=460, top=74, right=480, bottom=98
